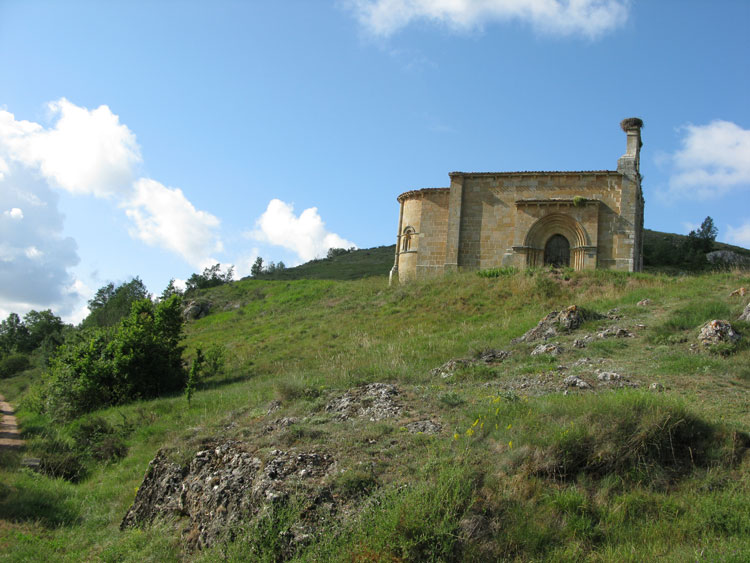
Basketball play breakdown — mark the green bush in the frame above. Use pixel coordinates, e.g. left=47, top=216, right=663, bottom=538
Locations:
left=33, top=437, right=88, bottom=482
left=70, top=416, right=127, bottom=462
left=42, top=295, right=186, bottom=420
left=477, top=266, right=518, bottom=278
left=0, top=353, right=30, bottom=378
left=491, top=392, right=748, bottom=485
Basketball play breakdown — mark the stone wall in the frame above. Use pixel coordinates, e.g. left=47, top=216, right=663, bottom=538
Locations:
left=392, top=121, right=644, bottom=282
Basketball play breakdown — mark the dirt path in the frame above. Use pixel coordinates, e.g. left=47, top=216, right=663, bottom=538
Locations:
left=0, top=393, right=25, bottom=449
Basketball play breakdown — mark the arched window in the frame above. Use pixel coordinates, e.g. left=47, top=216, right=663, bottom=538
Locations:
left=402, top=227, right=415, bottom=252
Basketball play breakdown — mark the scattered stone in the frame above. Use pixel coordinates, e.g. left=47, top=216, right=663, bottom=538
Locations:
left=263, top=417, right=299, bottom=434
left=597, top=327, right=633, bottom=338
left=513, top=305, right=602, bottom=343
left=570, top=357, right=592, bottom=368
left=430, top=359, right=473, bottom=378
left=596, top=371, right=622, bottom=382
left=573, top=335, right=593, bottom=348
left=430, top=350, right=509, bottom=378
left=738, top=303, right=750, bottom=322
left=563, top=375, right=592, bottom=389
left=182, top=300, right=211, bottom=320
left=698, top=320, right=741, bottom=347
left=325, top=383, right=402, bottom=421
left=476, top=349, right=510, bottom=363
left=650, top=382, right=664, bottom=392
left=531, top=343, right=563, bottom=356
left=637, top=299, right=651, bottom=306
left=266, top=400, right=282, bottom=415
left=730, top=287, right=748, bottom=298
left=404, top=420, right=443, bottom=434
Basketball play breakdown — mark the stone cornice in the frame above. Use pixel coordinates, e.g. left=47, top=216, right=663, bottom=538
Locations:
left=397, top=187, right=450, bottom=203
left=449, top=170, right=619, bottom=178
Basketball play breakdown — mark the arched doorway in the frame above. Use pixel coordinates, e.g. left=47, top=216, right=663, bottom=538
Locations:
left=544, top=234, right=570, bottom=267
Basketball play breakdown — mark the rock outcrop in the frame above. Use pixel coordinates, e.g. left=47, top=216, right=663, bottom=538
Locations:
left=121, top=441, right=335, bottom=549
left=514, top=305, right=603, bottom=343
left=182, top=300, right=211, bottom=320
left=698, top=320, right=741, bottom=347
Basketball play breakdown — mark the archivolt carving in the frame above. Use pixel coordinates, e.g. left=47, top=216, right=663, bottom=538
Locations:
left=524, top=213, right=589, bottom=250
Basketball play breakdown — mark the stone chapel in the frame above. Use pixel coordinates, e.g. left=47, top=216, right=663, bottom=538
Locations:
left=390, top=118, right=644, bottom=283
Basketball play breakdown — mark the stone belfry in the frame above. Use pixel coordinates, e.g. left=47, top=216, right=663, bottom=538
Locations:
left=391, top=118, right=645, bottom=283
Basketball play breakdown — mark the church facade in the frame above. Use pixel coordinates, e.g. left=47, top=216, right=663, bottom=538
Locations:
left=391, top=119, right=644, bottom=282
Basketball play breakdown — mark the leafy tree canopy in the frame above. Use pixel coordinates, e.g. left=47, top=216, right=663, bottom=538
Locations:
left=83, top=277, right=150, bottom=328
left=185, top=264, right=234, bottom=293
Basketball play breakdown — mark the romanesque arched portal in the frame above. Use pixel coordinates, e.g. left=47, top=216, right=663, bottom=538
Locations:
left=524, top=213, right=589, bottom=270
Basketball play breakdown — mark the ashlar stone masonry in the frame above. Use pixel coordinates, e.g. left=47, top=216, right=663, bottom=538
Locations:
left=390, top=119, right=645, bottom=282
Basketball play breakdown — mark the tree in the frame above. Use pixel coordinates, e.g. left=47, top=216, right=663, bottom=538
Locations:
left=83, top=277, right=150, bottom=328
left=691, top=216, right=718, bottom=253
left=250, top=257, right=264, bottom=278
left=0, top=313, right=31, bottom=355
left=160, top=278, right=183, bottom=302
left=24, top=309, right=65, bottom=350
left=185, top=264, right=234, bottom=293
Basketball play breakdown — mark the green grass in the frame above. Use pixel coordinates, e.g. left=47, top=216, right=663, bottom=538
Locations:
left=2, top=265, right=750, bottom=561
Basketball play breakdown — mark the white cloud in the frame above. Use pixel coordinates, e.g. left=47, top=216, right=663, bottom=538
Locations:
left=0, top=162, right=81, bottom=317
left=667, top=120, right=750, bottom=200
left=4, top=207, right=23, bottom=220
left=0, top=99, right=224, bottom=318
left=250, top=199, right=356, bottom=262
left=726, top=221, right=750, bottom=248
left=349, top=0, right=629, bottom=38
left=0, top=99, right=141, bottom=198
left=124, top=178, right=223, bottom=268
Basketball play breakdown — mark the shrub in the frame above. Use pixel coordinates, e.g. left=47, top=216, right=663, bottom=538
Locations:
left=477, top=267, right=518, bottom=278
left=0, top=353, right=30, bottom=378
left=492, top=392, right=749, bottom=486
left=70, top=416, right=127, bottom=462
left=202, top=344, right=226, bottom=378
left=43, top=295, right=186, bottom=420
left=33, top=437, right=88, bottom=482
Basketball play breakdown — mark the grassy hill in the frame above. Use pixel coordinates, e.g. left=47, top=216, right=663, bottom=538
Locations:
left=1, top=248, right=750, bottom=560
left=250, top=245, right=396, bottom=281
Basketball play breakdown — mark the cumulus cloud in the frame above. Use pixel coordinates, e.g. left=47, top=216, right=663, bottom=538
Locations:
left=0, top=162, right=81, bottom=317
left=726, top=222, right=750, bottom=248
left=250, top=199, right=356, bottom=262
left=4, top=207, right=23, bottom=220
left=124, top=178, right=223, bottom=268
left=0, top=99, right=141, bottom=198
left=667, top=120, right=750, bottom=200
left=349, top=0, right=629, bottom=38
left=0, top=99, right=224, bottom=318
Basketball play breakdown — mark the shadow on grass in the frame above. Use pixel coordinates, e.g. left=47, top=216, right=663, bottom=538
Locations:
left=199, top=373, right=256, bottom=392
left=0, top=479, right=81, bottom=527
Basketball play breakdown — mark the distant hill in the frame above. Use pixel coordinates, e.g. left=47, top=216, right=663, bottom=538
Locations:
left=247, top=245, right=396, bottom=281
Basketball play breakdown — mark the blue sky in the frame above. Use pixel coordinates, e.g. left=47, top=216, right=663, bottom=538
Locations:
left=1, top=0, right=749, bottom=322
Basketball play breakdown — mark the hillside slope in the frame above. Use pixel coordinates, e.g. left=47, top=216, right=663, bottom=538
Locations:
left=2, top=268, right=750, bottom=561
